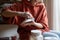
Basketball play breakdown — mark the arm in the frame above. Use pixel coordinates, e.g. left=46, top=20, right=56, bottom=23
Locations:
left=2, top=10, right=18, bottom=17
left=21, top=3, right=49, bottom=31
left=2, top=10, right=26, bottom=17
left=34, top=3, right=49, bottom=31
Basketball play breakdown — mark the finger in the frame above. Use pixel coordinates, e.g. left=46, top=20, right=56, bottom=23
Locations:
left=26, top=12, right=34, bottom=18
left=20, top=23, right=27, bottom=27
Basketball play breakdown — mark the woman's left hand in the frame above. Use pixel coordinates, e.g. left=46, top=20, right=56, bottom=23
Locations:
left=20, top=19, right=35, bottom=27
left=20, top=12, right=35, bottom=27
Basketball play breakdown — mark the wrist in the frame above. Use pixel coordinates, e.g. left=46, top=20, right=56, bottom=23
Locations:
left=33, top=22, right=43, bottom=28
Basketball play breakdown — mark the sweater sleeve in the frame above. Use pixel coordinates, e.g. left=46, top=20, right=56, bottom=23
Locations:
left=38, top=4, right=49, bottom=32
left=25, top=3, right=49, bottom=32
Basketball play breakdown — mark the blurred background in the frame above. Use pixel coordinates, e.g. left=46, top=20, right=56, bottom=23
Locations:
left=0, top=0, right=60, bottom=38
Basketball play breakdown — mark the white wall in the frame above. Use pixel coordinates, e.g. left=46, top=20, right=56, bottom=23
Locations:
left=52, top=0, right=60, bottom=32
left=46, top=0, right=60, bottom=31
left=58, top=0, right=60, bottom=31
left=44, top=0, right=60, bottom=32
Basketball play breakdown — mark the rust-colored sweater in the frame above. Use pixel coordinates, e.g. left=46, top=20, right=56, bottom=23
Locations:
left=2, top=1, right=49, bottom=40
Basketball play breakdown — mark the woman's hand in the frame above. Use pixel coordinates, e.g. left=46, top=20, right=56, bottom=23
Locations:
left=20, top=12, right=35, bottom=27
left=20, top=18, right=35, bottom=27
left=20, top=18, right=43, bottom=29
